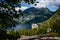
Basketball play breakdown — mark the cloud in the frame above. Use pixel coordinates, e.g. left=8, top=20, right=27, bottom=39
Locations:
left=33, top=0, right=60, bottom=12
left=15, top=0, right=60, bottom=12
left=15, top=6, right=29, bottom=11
left=20, top=6, right=29, bottom=11
left=34, top=0, right=60, bottom=8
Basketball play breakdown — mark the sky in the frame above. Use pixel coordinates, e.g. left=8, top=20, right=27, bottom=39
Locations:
left=15, top=0, right=60, bottom=12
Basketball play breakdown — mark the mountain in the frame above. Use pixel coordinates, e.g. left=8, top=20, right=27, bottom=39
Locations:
left=13, top=7, right=57, bottom=30
left=22, top=7, right=56, bottom=24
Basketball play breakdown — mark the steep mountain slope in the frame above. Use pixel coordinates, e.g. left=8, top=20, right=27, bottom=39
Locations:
left=13, top=7, right=57, bottom=30
left=23, top=7, right=56, bottom=24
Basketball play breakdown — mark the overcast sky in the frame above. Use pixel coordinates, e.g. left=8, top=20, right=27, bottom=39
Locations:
left=15, top=0, right=60, bottom=12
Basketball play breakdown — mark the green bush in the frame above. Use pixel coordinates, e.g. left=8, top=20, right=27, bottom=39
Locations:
left=18, top=27, right=47, bottom=36
left=46, top=32, right=59, bottom=37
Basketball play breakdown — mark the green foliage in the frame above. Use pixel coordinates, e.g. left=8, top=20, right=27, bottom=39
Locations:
left=5, top=0, right=21, bottom=4
left=51, top=9, right=60, bottom=34
left=18, top=27, right=47, bottom=36
left=7, top=29, right=15, bottom=35
left=52, top=19, right=60, bottom=32
left=56, top=8, right=60, bottom=15
left=46, top=32, right=59, bottom=37
left=0, top=0, right=35, bottom=40
left=0, top=13, right=15, bottom=29
left=24, top=0, right=35, bottom=4
left=7, top=29, right=20, bottom=40
left=5, top=0, right=35, bottom=5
